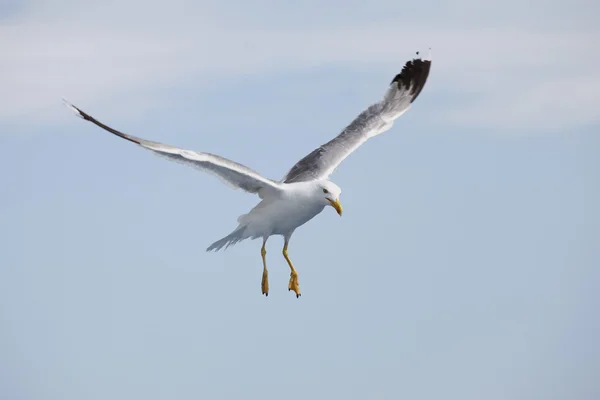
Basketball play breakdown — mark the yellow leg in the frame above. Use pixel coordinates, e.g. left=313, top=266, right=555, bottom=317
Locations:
left=283, top=242, right=301, bottom=298
left=261, top=242, right=269, bottom=296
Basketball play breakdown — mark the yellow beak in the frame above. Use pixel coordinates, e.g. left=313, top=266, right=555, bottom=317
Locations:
left=327, top=198, right=343, bottom=216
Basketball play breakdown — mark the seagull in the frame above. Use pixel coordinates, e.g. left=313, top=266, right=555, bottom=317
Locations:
left=63, top=52, right=431, bottom=298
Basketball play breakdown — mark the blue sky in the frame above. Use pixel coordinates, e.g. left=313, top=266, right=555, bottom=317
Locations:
left=1, top=1, right=599, bottom=399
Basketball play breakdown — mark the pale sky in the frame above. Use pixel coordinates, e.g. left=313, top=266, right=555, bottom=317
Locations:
left=1, top=1, right=599, bottom=399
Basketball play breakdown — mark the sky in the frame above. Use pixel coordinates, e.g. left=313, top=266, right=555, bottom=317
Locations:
left=1, top=0, right=599, bottom=399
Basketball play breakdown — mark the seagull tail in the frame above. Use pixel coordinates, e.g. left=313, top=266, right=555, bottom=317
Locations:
left=206, top=225, right=248, bottom=252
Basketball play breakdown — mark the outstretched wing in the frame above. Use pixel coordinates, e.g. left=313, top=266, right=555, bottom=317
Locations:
left=282, top=53, right=431, bottom=183
left=64, top=101, right=282, bottom=198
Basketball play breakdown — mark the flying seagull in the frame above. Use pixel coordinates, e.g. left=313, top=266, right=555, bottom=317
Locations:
left=63, top=52, right=431, bottom=298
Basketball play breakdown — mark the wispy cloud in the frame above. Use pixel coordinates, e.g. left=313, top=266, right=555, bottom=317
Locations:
left=1, top=0, right=598, bottom=133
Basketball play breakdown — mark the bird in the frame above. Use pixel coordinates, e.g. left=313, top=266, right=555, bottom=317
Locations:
left=63, top=51, right=431, bottom=298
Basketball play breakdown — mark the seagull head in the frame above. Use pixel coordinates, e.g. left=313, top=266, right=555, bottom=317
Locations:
left=318, top=181, right=342, bottom=216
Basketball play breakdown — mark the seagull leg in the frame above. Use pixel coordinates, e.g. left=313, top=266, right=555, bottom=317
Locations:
left=282, top=240, right=301, bottom=298
left=261, top=239, right=269, bottom=297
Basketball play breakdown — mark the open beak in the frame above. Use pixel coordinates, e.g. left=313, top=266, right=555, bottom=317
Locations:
left=327, top=198, right=343, bottom=216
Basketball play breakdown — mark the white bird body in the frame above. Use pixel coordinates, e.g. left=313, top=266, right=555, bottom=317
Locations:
left=214, top=180, right=337, bottom=250
left=234, top=185, right=326, bottom=240
left=63, top=51, right=431, bottom=297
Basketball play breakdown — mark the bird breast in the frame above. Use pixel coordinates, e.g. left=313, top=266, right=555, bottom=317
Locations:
left=244, top=195, right=325, bottom=237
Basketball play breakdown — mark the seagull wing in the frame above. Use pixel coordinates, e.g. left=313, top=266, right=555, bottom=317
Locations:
left=64, top=101, right=282, bottom=198
left=282, top=53, right=431, bottom=183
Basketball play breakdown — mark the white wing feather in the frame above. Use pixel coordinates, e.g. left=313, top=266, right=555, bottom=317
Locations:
left=63, top=100, right=282, bottom=198
left=283, top=54, right=431, bottom=183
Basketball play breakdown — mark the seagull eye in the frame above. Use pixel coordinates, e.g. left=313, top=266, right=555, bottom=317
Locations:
left=323, top=188, right=329, bottom=194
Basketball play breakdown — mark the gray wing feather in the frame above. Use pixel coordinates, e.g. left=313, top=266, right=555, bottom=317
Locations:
left=283, top=56, right=431, bottom=183
left=64, top=101, right=281, bottom=198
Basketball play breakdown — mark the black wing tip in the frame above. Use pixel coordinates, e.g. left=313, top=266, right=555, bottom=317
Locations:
left=62, top=98, right=98, bottom=123
left=62, top=98, right=86, bottom=119
left=390, top=49, right=432, bottom=103
left=62, top=98, right=141, bottom=145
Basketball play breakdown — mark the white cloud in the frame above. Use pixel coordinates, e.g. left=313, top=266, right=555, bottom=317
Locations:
left=1, top=0, right=599, bottom=133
